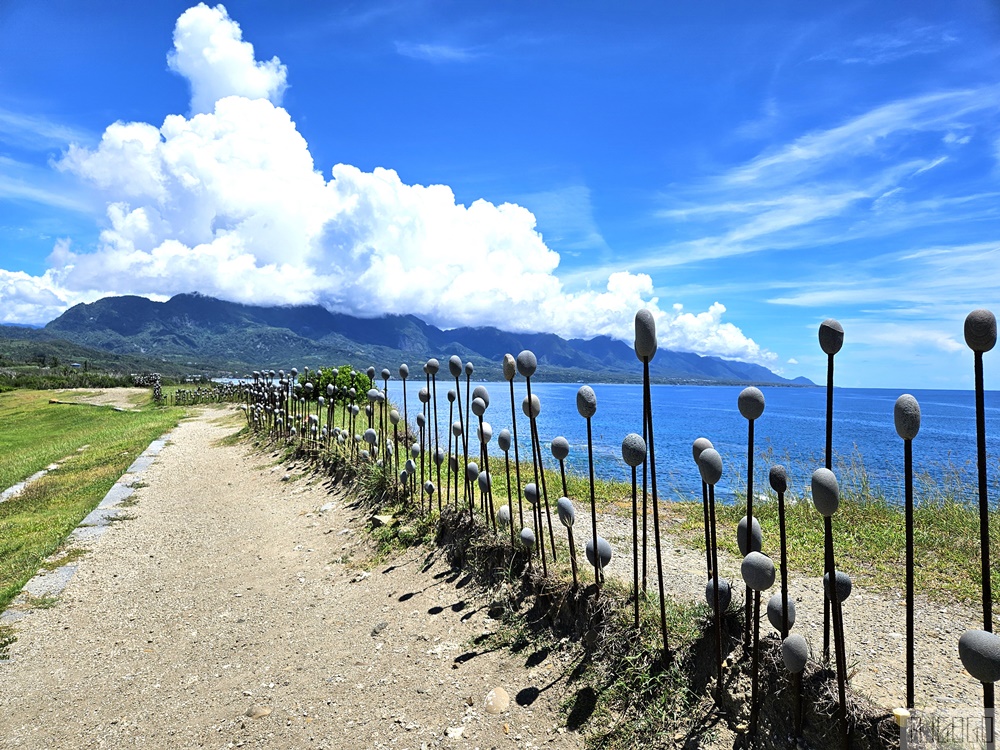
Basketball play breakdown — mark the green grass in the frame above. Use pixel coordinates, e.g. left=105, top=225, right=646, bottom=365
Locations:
left=672, top=453, right=1000, bottom=608
left=0, top=389, right=185, bottom=611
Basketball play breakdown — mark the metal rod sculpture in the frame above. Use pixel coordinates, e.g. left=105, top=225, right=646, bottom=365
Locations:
left=502, top=354, right=525, bottom=530
left=524, top=481, right=547, bottom=576
left=738, top=387, right=765, bottom=649
left=380, top=370, right=390, bottom=459
left=446, top=389, right=456, bottom=508
left=399, top=363, right=409, bottom=449
left=819, top=318, right=844, bottom=663
left=741, top=550, right=776, bottom=743
left=767, top=465, right=794, bottom=639
left=498, top=428, right=516, bottom=548
left=426, top=359, right=441, bottom=507
left=812, top=466, right=850, bottom=746
left=464, top=361, right=474, bottom=483
left=557, top=496, right=579, bottom=588
left=635, top=309, right=670, bottom=659
left=521, top=526, right=535, bottom=576
left=693, top=437, right=714, bottom=580
left=472, top=385, right=491, bottom=515
left=475, top=408, right=496, bottom=531
left=551, top=436, right=570, bottom=497
left=517, top=350, right=557, bottom=562
left=894, top=394, right=921, bottom=710
left=782, top=632, right=809, bottom=736
left=449, top=356, right=468, bottom=508
left=698, top=445, right=726, bottom=703
left=416, top=410, right=426, bottom=498
left=466, top=460, right=479, bottom=520
left=577, top=386, right=604, bottom=587
left=622, top=432, right=646, bottom=627
left=450, top=417, right=462, bottom=511
left=959, top=308, right=999, bottom=750
left=390, top=409, right=401, bottom=497
left=418, top=387, right=430, bottom=485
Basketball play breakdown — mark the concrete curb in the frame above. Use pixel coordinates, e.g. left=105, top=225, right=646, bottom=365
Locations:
left=1, top=433, right=174, bottom=625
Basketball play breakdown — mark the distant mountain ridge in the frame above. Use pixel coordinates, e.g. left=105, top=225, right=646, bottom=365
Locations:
left=43, top=293, right=814, bottom=385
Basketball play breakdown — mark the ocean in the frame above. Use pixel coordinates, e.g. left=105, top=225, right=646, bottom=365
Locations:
left=382, top=379, right=1000, bottom=505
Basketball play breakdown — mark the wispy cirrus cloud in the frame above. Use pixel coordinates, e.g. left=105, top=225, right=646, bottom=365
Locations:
left=812, top=22, right=958, bottom=66
left=0, top=108, right=93, bottom=152
left=643, top=85, right=1000, bottom=271
left=395, top=41, right=481, bottom=62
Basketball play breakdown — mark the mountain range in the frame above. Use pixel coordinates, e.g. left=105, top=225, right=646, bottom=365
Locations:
left=6, top=293, right=812, bottom=385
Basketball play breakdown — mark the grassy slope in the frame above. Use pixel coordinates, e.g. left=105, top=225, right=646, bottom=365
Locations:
left=0, top=390, right=185, bottom=609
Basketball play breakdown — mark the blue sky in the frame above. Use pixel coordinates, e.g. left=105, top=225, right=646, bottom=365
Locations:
left=1, top=1, right=999, bottom=389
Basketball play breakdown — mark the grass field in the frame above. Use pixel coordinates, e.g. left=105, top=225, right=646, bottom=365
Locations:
left=0, top=389, right=185, bottom=611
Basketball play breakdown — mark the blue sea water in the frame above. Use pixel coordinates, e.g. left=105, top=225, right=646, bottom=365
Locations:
left=383, top=379, right=1000, bottom=505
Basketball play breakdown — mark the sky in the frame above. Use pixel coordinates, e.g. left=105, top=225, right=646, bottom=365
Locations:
left=1, top=1, right=999, bottom=389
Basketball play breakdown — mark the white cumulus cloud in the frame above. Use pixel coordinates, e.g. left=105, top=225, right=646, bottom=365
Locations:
left=0, top=3, right=776, bottom=368
left=168, top=3, right=287, bottom=114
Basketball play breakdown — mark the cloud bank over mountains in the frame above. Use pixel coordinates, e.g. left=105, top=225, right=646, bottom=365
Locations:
left=0, top=3, right=776, bottom=367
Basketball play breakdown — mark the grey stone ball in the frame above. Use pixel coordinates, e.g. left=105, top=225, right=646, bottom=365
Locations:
left=959, top=629, right=1000, bottom=684
left=478, top=472, right=490, bottom=492
left=516, top=350, right=537, bottom=378
left=451, top=420, right=463, bottom=437
left=399, top=470, right=408, bottom=484
left=425, top=358, right=440, bottom=375
left=823, top=570, right=853, bottom=603
left=769, top=464, right=787, bottom=494
left=782, top=633, right=809, bottom=674
left=522, top=394, right=541, bottom=419
left=448, top=355, right=462, bottom=378
left=706, top=578, right=731, bottom=611
left=381, top=368, right=390, bottom=380
left=692, top=437, right=713, bottom=464
left=551, top=436, right=570, bottom=461
left=472, top=385, right=490, bottom=407
left=416, top=413, right=425, bottom=428
left=360, top=450, right=370, bottom=461
left=524, top=482, right=539, bottom=505
left=434, top=448, right=445, bottom=466
left=738, top=386, right=765, bottom=421
left=520, top=527, right=535, bottom=551
left=498, top=428, right=511, bottom=452
left=447, top=389, right=456, bottom=403
left=698, top=448, right=723, bottom=486
left=741, top=551, right=776, bottom=591
left=449, top=456, right=458, bottom=472
left=418, top=387, right=430, bottom=404
left=471, top=397, right=487, bottom=417
left=894, top=394, right=921, bottom=441
left=464, top=361, right=474, bottom=376
left=411, top=443, right=421, bottom=458
left=363, top=428, right=377, bottom=445
left=405, top=459, right=416, bottom=474
left=819, top=319, right=845, bottom=356
left=366, top=366, right=375, bottom=379
left=965, top=309, right=997, bottom=353
left=811, top=467, right=840, bottom=517
left=424, top=480, right=435, bottom=496
left=767, top=593, right=796, bottom=632
left=557, top=497, right=576, bottom=528
left=466, top=462, right=479, bottom=481
left=634, top=309, right=658, bottom=360
left=585, top=537, right=613, bottom=570
left=737, top=515, right=763, bottom=556
left=576, top=385, right=597, bottom=418
left=497, top=505, right=511, bottom=528
left=621, top=433, right=646, bottom=468
left=478, top=421, right=492, bottom=443
left=502, top=353, right=517, bottom=382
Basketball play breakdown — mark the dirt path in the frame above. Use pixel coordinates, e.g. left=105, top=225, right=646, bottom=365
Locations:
left=0, top=409, right=583, bottom=750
